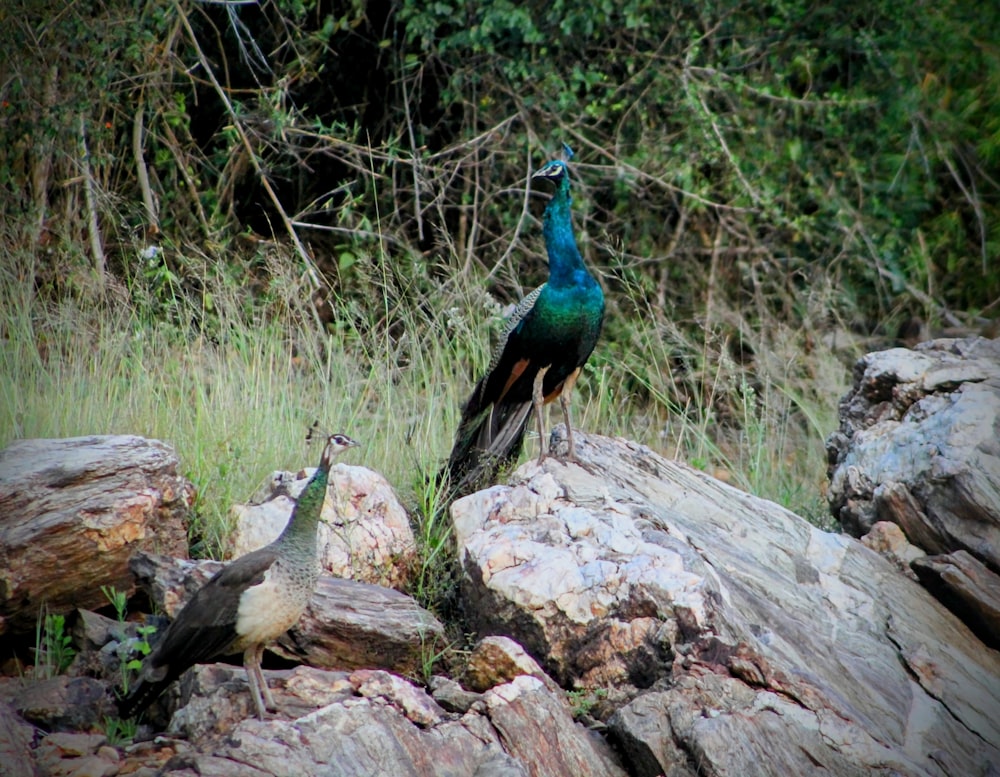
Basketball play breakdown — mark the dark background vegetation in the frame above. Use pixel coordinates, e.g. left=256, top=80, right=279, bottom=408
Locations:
left=4, top=0, right=997, bottom=321
left=1, top=0, right=998, bottom=511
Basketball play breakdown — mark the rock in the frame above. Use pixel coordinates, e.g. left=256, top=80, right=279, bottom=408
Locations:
left=7, top=675, right=114, bottom=732
left=166, top=664, right=356, bottom=741
left=34, top=732, right=117, bottom=777
left=127, top=552, right=219, bottom=618
left=70, top=608, right=128, bottom=652
left=453, top=427, right=1000, bottom=776
left=428, top=675, right=483, bottom=714
left=0, top=701, right=36, bottom=777
left=482, top=675, right=628, bottom=777
left=825, top=337, right=1000, bottom=568
left=463, top=635, right=563, bottom=695
left=128, top=553, right=445, bottom=679
left=860, top=520, right=925, bottom=578
left=155, top=663, right=623, bottom=777
left=911, top=550, right=1000, bottom=649
left=231, top=463, right=416, bottom=588
left=452, top=461, right=697, bottom=688
left=274, top=577, right=445, bottom=676
left=351, top=668, right=447, bottom=727
left=0, top=435, right=193, bottom=635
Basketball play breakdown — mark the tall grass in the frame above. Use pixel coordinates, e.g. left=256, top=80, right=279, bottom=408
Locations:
left=0, top=248, right=475, bottom=559
left=0, top=236, right=851, bottom=598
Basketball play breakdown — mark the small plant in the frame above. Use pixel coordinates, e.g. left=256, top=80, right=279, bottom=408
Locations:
left=33, top=610, right=75, bottom=679
left=117, top=623, right=157, bottom=698
left=103, top=715, right=138, bottom=748
left=408, top=470, right=458, bottom=618
left=101, top=584, right=129, bottom=623
left=567, top=687, right=608, bottom=719
left=415, top=625, right=453, bottom=686
left=101, top=585, right=157, bottom=703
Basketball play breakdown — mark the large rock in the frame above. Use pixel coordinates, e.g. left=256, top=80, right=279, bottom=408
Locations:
left=0, top=435, right=193, bottom=635
left=910, top=549, right=1000, bottom=649
left=154, top=663, right=626, bottom=777
left=0, top=702, right=36, bottom=777
left=826, top=337, right=1000, bottom=563
left=825, top=336, right=1000, bottom=643
left=452, top=428, right=1000, bottom=776
left=230, top=463, right=416, bottom=588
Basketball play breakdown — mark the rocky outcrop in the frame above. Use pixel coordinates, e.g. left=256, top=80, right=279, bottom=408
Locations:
left=826, top=337, right=1000, bottom=557
left=4, top=347, right=999, bottom=777
left=157, top=658, right=626, bottom=777
left=826, top=336, right=1000, bottom=645
left=453, top=427, right=1000, bottom=776
left=0, top=435, right=193, bottom=634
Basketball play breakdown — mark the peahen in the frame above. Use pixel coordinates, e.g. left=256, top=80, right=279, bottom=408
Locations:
left=117, top=432, right=359, bottom=721
left=442, top=149, right=605, bottom=496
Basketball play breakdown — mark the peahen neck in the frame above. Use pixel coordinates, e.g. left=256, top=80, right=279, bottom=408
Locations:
left=276, top=464, right=329, bottom=551
left=542, top=176, right=589, bottom=289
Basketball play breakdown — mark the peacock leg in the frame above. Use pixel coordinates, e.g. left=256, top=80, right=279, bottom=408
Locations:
left=559, top=367, right=581, bottom=460
left=533, top=365, right=551, bottom=463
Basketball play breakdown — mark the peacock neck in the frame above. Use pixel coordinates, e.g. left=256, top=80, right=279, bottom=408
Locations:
left=542, top=178, right=588, bottom=289
left=277, top=465, right=329, bottom=551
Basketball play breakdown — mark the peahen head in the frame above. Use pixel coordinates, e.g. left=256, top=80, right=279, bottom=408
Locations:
left=319, top=433, right=359, bottom=471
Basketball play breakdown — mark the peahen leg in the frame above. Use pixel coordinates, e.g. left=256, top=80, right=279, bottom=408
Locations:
left=255, top=646, right=276, bottom=712
left=244, top=644, right=268, bottom=720
left=532, top=366, right=551, bottom=463
left=559, top=367, right=582, bottom=460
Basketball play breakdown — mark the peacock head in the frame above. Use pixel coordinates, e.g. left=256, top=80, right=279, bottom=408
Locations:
left=531, top=159, right=570, bottom=185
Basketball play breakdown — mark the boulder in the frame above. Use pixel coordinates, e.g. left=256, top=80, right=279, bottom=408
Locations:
left=230, top=463, right=416, bottom=588
left=0, top=435, right=193, bottom=635
left=911, top=550, right=1000, bottom=649
left=826, top=337, right=1000, bottom=562
left=154, top=664, right=625, bottom=777
left=452, top=427, right=1000, bottom=776
left=0, top=702, right=36, bottom=777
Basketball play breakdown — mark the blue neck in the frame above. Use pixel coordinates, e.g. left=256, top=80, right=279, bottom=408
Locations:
left=542, top=176, right=588, bottom=288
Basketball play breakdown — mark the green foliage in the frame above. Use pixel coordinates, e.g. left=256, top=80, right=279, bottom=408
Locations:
left=0, top=0, right=996, bottom=569
left=567, top=687, right=608, bottom=719
left=102, top=584, right=156, bottom=705
left=103, top=715, right=138, bottom=748
left=407, top=467, right=458, bottom=618
left=34, top=611, right=75, bottom=679
left=101, top=585, right=129, bottom=623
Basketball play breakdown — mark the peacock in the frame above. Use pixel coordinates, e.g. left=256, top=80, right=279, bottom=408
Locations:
left=117, top=432, right=359, bottom=721
left=442, top=148, right=605, bottom=496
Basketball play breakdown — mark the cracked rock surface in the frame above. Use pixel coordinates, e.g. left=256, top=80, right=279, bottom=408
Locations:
left=826, top=336, right=1000, bottom=648
left=454, top=425, right=1000, bottom=776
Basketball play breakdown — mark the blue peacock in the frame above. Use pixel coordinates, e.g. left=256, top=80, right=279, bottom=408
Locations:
left=443, top=147, right=605, bottom=496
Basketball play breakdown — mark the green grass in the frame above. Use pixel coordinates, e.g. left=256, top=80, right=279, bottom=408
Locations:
left=0, top=240, right=853, bottom=614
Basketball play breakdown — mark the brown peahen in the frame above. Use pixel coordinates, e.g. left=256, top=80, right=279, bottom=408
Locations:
left=117, top=432, right=359, bottom=720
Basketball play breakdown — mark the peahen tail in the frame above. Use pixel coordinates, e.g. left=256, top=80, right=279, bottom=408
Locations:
left=117, top=673, right=175, bottom=720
